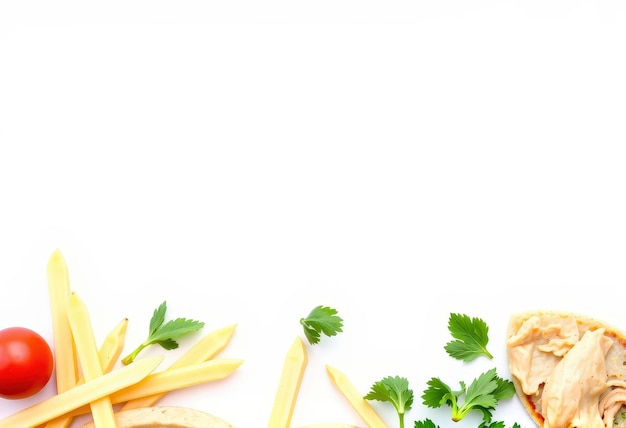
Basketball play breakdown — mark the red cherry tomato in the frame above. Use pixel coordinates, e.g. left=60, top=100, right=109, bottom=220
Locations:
left=0, top=326, right=54, bottom=399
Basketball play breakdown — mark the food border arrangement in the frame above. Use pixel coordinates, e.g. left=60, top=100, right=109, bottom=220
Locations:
left=1, top=250, right=625, bottom=428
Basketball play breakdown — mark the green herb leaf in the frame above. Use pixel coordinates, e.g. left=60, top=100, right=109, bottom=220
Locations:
left=149, top=317, right=205, bottom=347
left=444, top=313, right=493, bottom=361
left=414, top=419, right=440, bottom=428
left=421, top=368, right=515, bottom=423
left=478, top=423, right=522, bottom=428
left=121, top=301, right=205, bottom=365
left=299, top=305, right=343, bottom=345
left=492, top=373, right=516, bottom=401
left=156, top=338, right=179, bottom=350
left=460, top=369, right=499, bottom=420
left=149, top=301, right=167, bottom=336
left=421, top=377, right=457, bottom=410
left=364, top=376, right=413, bottom=428
left=479, top=422, right=505, bottom=428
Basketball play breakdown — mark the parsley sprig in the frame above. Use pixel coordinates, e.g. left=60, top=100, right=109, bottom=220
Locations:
left=414, top=420, right=439, bottom=428
left=480, top=423, right=522, bottom=428
left=121, top=301, right=205, bottom=365
left=421, top=367, right=515, bottom=422
left=364, top=376, right=414, bottom=428
left=445, top=313, right=493, bottom=361
left=360, top=312, right=519, bottom=428
left=414, top=420, right=521, bottom=428
left=299, top=305, right=343, bottom=345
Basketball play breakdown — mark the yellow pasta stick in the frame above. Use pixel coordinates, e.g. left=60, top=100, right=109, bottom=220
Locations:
left=110, top=357, right=243, bottom=403
left=325, top=365, right=387, bottom=428
left=45, top=317, right=129, bottom=428
left=96, top=317, right=129, bottom=374
left=66, top=292, right=117, bottom=427
left=120, top=323, right=237, bottom=411
left=0, top=356, right=162, bottom=428
left=61, top=358, right=243, bottom=419
left=47, top=249, right=78, bottom=392
left=268, top=337, right=308, bottom=428
left=42, top=412, right=72, bottom=428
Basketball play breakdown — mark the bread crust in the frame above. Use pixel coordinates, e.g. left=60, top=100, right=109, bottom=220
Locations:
left=507, top=310, right=626, bottom=427
left=79, top=406, right=234, bottom=428
left=297, top=425, right=361, bottom=428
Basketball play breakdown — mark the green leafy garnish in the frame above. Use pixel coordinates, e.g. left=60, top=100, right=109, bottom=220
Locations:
left=299, top=305, right=343, bottom=345
left=444, top=313, right=493, bottom=361
left=121, top=301, right=204, bottom=365
left=421, top=367, right=515, bottom=422
left=478, top=423, right=522, bottom=428
left=364, top=376, right=414, bottom=428
left=414, top=419, right=521, bottom=428
left=414, top=419, right=439, bottom=428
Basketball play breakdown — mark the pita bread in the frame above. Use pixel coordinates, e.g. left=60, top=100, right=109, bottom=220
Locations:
left=79, top=406, right=234, bottom=428
left=506, top=310, right=626, bottom=427
left=297, top=425, right=361, bottom=428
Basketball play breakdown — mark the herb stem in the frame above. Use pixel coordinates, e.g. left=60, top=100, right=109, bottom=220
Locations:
left=121, top=342, right=148, bottom=365
left=120, top=301, right=204, bottom=365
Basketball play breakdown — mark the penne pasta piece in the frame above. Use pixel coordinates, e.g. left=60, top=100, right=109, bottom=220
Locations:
left=120, top=323, right=236, bottom=411
left=47, top=249, right=78, bottom=392
left=66, top=292, right=117, bottom=427
left=110, top=358, right=243, bottom=403
left=42, top=415, right=71, bottom=428
left=96, top=317, right=129, bottom=374
left=45, top=317, right=128, bottom=428
left=164, top=324, right=236, bottom=365
left=63, top=358, right=244, bottom=419
left=268, top=337, right=308, bottom=428
left=0, top=356, right=163, bottom=428
left=325, top=365, right=387, bottom=428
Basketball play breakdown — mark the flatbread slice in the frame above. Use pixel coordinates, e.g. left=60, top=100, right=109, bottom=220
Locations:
left=506, top=310, right=626, bottom=427
left=298, top=425, right=361, bottom=428
left=80, top=406, right=234, bottom=428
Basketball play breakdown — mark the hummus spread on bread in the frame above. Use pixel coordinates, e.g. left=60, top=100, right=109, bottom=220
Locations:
left=507, top=311, right=626, bottom=427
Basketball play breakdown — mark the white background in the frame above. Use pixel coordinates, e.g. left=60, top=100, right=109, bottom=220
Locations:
left=1, top=1, right=626, bottom=427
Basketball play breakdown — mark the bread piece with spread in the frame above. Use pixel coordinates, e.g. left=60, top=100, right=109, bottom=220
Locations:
left=506, top=310, right=626, bottom=428
left=80, top=406, right=234, bottom=428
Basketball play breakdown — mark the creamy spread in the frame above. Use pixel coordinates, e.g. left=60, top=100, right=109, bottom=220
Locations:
left=507, top=314, right=579, bottom=395
left=507, top=312, right=626, bottom=428
left=541, top=328, right=612, bottom=428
